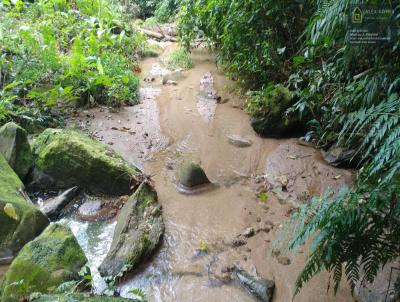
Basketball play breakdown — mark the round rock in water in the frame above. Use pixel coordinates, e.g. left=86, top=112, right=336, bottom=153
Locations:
left=179, top=162, right=210, bottom=188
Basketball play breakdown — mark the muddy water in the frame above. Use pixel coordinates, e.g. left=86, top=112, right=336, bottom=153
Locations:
left=67, top=43, right=355, bottom=301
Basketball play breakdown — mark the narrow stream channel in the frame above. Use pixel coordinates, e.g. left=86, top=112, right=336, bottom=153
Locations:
left=0, top=42, right=355, bottom=302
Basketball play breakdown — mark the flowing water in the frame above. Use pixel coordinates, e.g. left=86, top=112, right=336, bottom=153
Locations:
left=1, top=43, right=356, bottom=301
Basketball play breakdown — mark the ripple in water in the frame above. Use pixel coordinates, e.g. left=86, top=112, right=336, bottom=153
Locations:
left=57, top=218, right=116, bottom=294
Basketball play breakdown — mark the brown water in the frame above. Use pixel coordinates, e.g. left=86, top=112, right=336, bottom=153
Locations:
left=66, top=43, right=354, bottom=301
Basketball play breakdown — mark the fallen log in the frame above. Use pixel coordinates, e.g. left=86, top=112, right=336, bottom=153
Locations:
left=138, top=28, right=178, bottom=42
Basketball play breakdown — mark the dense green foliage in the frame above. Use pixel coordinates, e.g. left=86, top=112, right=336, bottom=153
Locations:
left=128, top=0, right=180, bottom=21
left=0, top=0, right=144, bottom=128
left=179, top=0, right=400, bottom=296
left=154, top=0, right=180, bottom=22
left=179, top=0, right=312, bottom=85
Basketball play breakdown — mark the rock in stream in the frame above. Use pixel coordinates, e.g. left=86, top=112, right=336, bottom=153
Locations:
left=0, top=224, right=88, bottom=302
left=31, top=129, right=141, bottom=195
left=0, top=122, right=34, bottom=180
left=227, top=135, right=253, bottom=148
left=233, top=267, right=275, bottom=302
left=99, top=183, right=164, bottom=279
left=40, top=186, right=80, bottom=220
left=178, top=162, right=210, bottom=188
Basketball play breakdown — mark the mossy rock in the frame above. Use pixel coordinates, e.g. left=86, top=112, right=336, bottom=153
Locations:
left=142, top=43, right=163, bottom=57
left=247, top=85, right=305, bottom=137
left=0, top=153, right=49, bottom=261
left=32, top=129, right=141, bottom=195
left=31, top=128, right=62, bottom=156
left=98, top=183, right=164, bottom=278
left=0, top=122, right=34, bottom=180
left=179, top=162, right=210, bottom=188
left=0, top=224, right=89, bottom=302
left=30, top=293, right=133, bottom=302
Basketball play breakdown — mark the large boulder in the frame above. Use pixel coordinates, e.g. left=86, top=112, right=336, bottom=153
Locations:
left=0, top=154, right=49, bottom=262
left=247, top=85, right=304, bottom=137
left=179, top=162, right=210, bottom=188
left=99, top=183, right=164, bottom=278
left=0, top=224, right=89, bottom=302
left=0, top=122, right=34, bottom=180
left=31, top=129, right=141, bottom=195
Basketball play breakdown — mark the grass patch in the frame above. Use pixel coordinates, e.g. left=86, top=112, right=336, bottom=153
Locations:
left=166, top=48, right=193, bottom=70
left=142, top=17, right=159, bottom=27
left=141, top=43, right=163, bottom=58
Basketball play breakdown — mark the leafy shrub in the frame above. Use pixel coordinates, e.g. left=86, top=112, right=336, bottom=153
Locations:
left=142, top=16, right=159, bottom=27
left=179, top=0, right=313, bottom=86
left=0, top=0, right=145, bottom=126
left=155, top=0, right=180, bottom=22
left=131, top=0, right=158, bottom=18
left=166, top=47, right=193, bottom=69
left=128, top=0, right=180, bottom=21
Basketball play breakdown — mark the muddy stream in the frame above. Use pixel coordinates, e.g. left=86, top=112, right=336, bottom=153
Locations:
left=1, top=43, right=355, bottom=301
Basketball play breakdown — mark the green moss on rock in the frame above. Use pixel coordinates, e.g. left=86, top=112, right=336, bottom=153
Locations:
left=245, top=85, right=305, bottom=137
left=98, top=183, right=164, bottom=278
left=31, top=128, right=62, bottom=156
left=32, top=129, right=141, bottom=195
left=0, top=224, right=88, bottom=302
left=0, top=154, right=49, bottom=260
left=0, top=122, right=34, bottom=180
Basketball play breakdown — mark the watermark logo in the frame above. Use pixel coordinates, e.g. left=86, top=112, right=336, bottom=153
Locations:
left=347, top=3, right=397, bottom=45
left=352, top=6, right=363, bottom=24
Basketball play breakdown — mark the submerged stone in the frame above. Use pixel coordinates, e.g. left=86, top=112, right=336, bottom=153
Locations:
left=0, top=224, right=89, bottom=302
left=0, top=122, right=34, bottom=180
left=0, top=154, right=49, bottom=262
left=227, top=135, right=253, bottom=148
left=32, top=129, right=141, bottom=195
left=179, top=162, right=210, bottom=188
left=40, top=186, right=80, bottom=220
left=98, top=183, right=164, bottom=278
